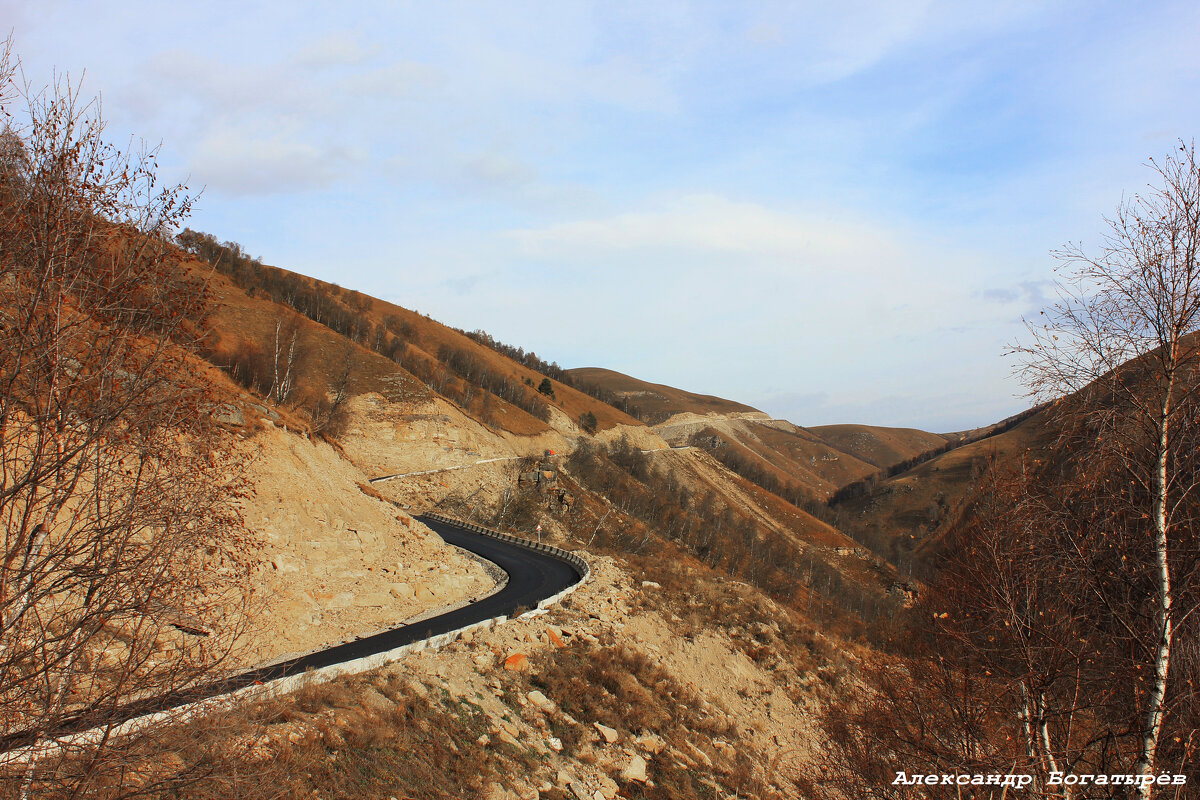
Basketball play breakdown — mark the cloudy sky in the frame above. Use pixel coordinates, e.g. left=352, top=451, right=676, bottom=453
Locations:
left=8, top=1, right=1200, bottom=430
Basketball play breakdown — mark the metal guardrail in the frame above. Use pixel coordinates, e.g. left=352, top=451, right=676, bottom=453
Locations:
left=420, top=512, right=592, bottom=589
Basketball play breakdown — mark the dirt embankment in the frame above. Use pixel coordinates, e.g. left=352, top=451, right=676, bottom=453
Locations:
left=237, top=422, right=495, bottom=665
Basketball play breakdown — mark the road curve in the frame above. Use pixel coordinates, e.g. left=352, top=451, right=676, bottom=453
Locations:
left=0, top=515, right=584, bottom=751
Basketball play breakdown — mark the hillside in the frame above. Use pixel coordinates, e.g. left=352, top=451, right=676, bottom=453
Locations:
left=566, top=366, right=760, bottom=423
left=808, top=424, right=952, bottom=469
left=832, top=406, right=1054, bottom=572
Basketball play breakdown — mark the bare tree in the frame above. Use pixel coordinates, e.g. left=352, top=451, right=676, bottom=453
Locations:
left=1013, top=143, right=1200, bottom=796
left=269, top=319, right=299, bottom=405
left=0, top=42, right=259, bottom=796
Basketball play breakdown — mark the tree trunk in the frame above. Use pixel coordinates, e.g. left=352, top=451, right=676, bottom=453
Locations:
left=1134, top=382, right=1175, bottom=799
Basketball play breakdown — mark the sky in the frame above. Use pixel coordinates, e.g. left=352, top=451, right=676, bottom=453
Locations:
left=6, top=1, right=1200, bottom=431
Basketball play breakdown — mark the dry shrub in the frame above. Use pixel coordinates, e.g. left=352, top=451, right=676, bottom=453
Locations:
left=58, top=675, right=514, bottom=800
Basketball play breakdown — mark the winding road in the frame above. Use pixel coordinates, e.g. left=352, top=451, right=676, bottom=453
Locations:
left=1, top=514, right=585, bottom=752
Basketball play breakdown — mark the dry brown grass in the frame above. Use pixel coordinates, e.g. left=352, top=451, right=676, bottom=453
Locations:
left=32, top=672, right=514, bottom=800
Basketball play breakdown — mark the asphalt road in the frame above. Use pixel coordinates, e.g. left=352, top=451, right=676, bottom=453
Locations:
left=1, top=515, right=583, bottom=751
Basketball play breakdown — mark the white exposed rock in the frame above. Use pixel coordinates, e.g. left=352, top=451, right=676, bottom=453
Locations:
left=547, top=736, right=563, bottom=752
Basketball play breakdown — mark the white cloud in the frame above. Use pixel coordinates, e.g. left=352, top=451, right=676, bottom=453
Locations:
left=294, top=32, right=380, bottom=68
left=192, top=127, right=363, bottom=195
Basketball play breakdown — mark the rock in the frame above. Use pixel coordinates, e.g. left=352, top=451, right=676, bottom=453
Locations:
left=360, top=688, right=394, bottom=714
left=620, top=754, right=649, bottom=783
left=500, top=720, right=520, bottom=737
left=213, top=404, right=245, bottom=426
left=593, top=722, right=619, bottom=743
left=503, top=653, right=529, bottom=672
left=597, top=776, right=620, bottom=799
left=555, top=769, right=573, bottom=787
left=685, top=742, right=712, bottom=768
left=497, top=730, right=521, bottom=748
left=635, top=732, right=666, bottom=755
left=640, top=580, right=661, bottom=589
left=527, top=690, right=556, bottom=713
left=484, top=782, right=518, bottom=800
left=547, top=736, right=563, bottom=752
left=389, top=582, right=414, bottom=599
left=546, top=627, right=566, bottom=648
left=477, top=734, right=490, bottom=746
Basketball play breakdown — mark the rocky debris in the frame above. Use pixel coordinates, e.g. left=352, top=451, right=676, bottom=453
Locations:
left=593, top=722, right=619, bottom=743
left=620, top=754, right=649, bottom=783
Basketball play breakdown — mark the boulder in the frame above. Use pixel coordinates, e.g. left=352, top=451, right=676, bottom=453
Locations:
left=389, top=582, right=414, bottom=599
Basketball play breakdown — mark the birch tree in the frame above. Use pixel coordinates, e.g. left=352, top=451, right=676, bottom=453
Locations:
left=1013, top=142, right=1200, bottom=796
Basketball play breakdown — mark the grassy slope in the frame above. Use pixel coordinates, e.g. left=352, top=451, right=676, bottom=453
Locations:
left=192, top=258, right=644, bottom=437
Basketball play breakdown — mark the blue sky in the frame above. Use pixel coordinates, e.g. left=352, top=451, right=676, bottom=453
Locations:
left=7, top=1, right=1200, bottom=431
